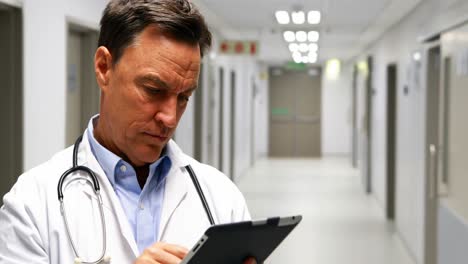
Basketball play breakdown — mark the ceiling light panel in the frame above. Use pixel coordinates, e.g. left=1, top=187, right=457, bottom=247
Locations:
left=291, top=11, right=305, bottom=24
left=283, top=31, right=296, bottom=42
left=289, top=43, right=299, bottom=53
left=292, top=51, right=302, bottom=63
left=309, top=43, right=318, bottom=52
left=308, top=11, right=321, bottom=24
left=308, top=31, right=319, bottom=42
left=275, top=11, right=290, bottom=25
left=296, top=31, right=307, bottom=42
left=299, top=43, right=309, bottom=52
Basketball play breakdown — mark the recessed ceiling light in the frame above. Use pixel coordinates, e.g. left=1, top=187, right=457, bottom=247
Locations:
left=275, top=11, right=290, bottom=24
left=308, top=11, right=321, bottom=24
left=308, top=31, right=319, bottom=42
left=309, top=43, right=319, bottom=52
left=292, top=51, right=302, bottom=63
left=296, top=31, right=307, bottom=42
left=289, top=43, right=299, bottom=53
left=309, top=57, right=318, bottom=63
left=291, top=11, right=305, bottom=24
left=308, top=52, right=318, bottom=63
left=299, top=43, right=309, bottom=53
left=283, top=31, right=296, bottom=42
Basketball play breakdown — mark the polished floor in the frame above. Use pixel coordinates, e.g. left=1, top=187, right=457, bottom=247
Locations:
left=237, top=157, right=415, bottom=264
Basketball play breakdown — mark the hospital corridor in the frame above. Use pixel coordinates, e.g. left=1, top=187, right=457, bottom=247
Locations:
left=0, top=0, right=468, bottom=263
left=238, top=158, right=414, bottom=264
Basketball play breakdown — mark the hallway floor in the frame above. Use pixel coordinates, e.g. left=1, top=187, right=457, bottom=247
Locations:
left=237, top=157, right=415, bottom=264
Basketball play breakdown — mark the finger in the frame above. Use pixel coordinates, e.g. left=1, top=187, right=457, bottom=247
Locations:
left=145, top=246, right=183, bottom=264
left=243, top=257, right=257, bottom=264
left=158, top=243, right=189, bottom=259
left=134, top=255, right=158, bottom=264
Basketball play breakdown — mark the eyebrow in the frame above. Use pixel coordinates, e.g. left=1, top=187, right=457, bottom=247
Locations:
left=136, top=75, right=169, bottom=90
left=136, top=74, right=198, bottom=92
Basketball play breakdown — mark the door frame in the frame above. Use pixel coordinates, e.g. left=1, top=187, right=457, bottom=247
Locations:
left=352, top=65, right=358, bottom=168
left=365, top=56, right=374, bottom=194
left=229, top=70, right=236, bottom=180
left=422, top=40, right=441, bottom=264
left=218, top=67, right=224, bottom=172
left=66, top=23, right=99, bottom=146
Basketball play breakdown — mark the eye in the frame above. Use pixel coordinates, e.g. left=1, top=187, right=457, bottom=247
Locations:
left=145, top=86, right=162, bottom=95
left=178, top=94, right=190, bottom=103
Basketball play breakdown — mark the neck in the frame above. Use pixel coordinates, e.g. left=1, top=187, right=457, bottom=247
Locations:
left=135, top=166, right=149, bottom=189
left=94, top=117, right=151, bottom=188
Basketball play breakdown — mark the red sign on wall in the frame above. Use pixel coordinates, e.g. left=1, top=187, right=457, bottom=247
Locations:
left=219, top=40, right=258, bottom=55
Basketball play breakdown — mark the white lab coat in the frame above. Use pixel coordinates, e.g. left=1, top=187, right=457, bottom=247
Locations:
left=0, top=132, right=250, bottom=263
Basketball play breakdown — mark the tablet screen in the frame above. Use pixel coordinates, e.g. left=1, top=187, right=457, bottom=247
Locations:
left=181, top=215, right=302, bottom=264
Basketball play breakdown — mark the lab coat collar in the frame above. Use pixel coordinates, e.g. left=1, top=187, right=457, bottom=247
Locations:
left=157, top=139, right=190, bottom=241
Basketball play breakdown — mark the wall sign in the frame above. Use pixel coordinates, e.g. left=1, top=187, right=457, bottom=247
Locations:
left=219, top=40, right=258, bottom=55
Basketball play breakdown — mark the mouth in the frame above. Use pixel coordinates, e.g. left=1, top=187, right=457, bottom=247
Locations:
left=144, top=132, right=169, bottom=142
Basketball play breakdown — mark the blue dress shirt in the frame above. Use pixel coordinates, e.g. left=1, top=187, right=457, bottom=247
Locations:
left=86, top=116, right=171, bottom=253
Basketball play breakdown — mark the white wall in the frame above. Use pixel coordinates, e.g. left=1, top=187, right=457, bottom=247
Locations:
left=4, top=0, right=108, bottom=170
left=253, top=63, right=269, bottom=159
left=352, top=0, right=468, bottom=263
left=173, top=27, right=268, bottom=181
left=213, top=55, right=263, bottom=180
left=321, top=63, right=353, bottom=156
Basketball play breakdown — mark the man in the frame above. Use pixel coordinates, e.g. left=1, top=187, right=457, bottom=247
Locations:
left=0, top=0, right=255, bottom=263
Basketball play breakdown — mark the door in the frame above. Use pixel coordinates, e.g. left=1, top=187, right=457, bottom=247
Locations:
left=364, top=56, right=374, bottom=193
left=352, top=65, right=358, bottom=168
left=386, top=64, right=398, bottom=220
left=269, top=68, right=321, bottom=157
left=437, top=23, right=468, bottom=264
left=218, top=68, right=224, bottom=172
left=66, top=25, right=100, bottom=146
left=356, top=57, right=374, bottom=193
left=0, top=4, right=22, bottom=204
left=423, top=42, right=440, bottom=264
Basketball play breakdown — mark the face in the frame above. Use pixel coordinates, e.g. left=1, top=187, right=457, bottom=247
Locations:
left=94, top=25, right=201, bottom=167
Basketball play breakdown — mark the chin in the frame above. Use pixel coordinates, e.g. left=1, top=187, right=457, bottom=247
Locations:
left=137, top=145, right=164, bottom=163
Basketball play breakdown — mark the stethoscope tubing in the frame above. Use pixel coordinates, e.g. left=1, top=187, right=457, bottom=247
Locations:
left=57, top=136, right=107, bottom=264
left=57, top=135, right=215, bottom=263
left=185, top=164, right=215, bottom=226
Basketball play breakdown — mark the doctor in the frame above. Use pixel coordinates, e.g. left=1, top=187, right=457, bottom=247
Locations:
left=0, top=0, right=256, bottom=263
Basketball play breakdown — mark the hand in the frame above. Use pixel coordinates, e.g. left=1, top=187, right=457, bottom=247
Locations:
left=243, top=257, right=257, bottom=264
left=134, top=242, right=188, bottom=264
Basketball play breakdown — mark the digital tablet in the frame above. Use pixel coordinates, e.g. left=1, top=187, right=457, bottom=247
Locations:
left=180, top=215, right=302, bottom=264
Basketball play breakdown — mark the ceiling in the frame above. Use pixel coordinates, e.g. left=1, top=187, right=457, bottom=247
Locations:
left=194, top=0, right=422, bottom=65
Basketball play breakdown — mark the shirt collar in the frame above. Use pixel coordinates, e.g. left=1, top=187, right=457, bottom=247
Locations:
left=86, top=115, right=171, bottom=187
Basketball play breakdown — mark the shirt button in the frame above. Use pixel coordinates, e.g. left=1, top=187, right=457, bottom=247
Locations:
left=120, top=165, right=127, bottom=172
left=139, top=203, right=144, bottom=210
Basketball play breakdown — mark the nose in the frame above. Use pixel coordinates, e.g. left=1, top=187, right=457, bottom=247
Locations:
left=155, top=96, right=178, bottom=129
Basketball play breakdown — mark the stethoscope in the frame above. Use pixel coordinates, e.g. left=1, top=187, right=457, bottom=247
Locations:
left=57, top=135, right=215, bottom=264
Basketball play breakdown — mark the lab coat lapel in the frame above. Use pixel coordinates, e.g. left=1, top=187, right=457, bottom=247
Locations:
left=158, top=140, right=190, bottom=241
left=79, top=132, right=140, bottom=257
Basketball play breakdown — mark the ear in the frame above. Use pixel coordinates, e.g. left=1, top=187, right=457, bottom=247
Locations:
left=94, top=46, right=113, bottom=92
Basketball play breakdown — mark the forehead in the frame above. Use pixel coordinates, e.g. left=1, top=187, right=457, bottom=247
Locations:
left=115, top=25, right=201, bottom=92
left=131, top=25, right=201, bottom=71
